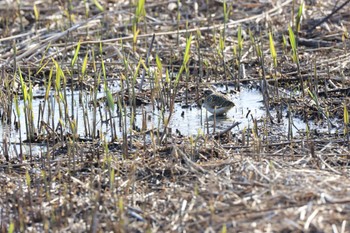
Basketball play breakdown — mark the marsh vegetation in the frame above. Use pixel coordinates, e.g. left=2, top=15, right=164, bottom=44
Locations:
left=0, top=0, right=350, bottom=232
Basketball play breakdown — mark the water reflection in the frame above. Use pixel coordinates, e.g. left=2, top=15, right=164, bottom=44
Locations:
left=0, top=87, right=338, bottom=145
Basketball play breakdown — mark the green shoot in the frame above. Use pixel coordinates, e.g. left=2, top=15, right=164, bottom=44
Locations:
left=344, top=103, right=349, bottom=125
left=25, top=170, right=31, bottom=187
left=237, top=25, right=243, bottom=58
left=18, top=68, right=28, bottom=103
left=8, top=222, right=15, bottom=233
left=288, top=25, right=304, bottom=96
left=33, top=4, right=39, bottom=21
left=282, top=34, right=287, bottom=54
left=132, top=0, right=146, bottom=51
left=71, top=40, right=81, bottom=67
left=82, top=52, right=88, bottom=76
left=296, top=2, right=304, bottom=33
left=288, top=26, right=298, bottom=64
left=175, top=35, right=192, bottom=86
left=268, top=31, right=277, bottom=68
left=344, top=103, right=349, bottom=135
left=93, top=0, right=104, bottom=12
left=105, top=88, right=115, bottom=112
left=135, top=0, right=146, bottom=22
left=221, top=224, right=227, bottom=233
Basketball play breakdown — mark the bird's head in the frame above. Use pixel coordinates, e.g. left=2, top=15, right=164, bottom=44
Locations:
left=203, top=89, right=214, bottom=96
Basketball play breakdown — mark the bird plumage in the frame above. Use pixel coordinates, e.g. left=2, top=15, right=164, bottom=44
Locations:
left=202, top=89, right=235, bottom=115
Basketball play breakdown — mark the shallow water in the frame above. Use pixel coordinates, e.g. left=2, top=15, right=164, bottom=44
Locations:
left=0, top=85, right=338, bottom=157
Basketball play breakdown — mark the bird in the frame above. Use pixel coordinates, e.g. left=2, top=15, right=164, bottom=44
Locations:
left=201, top=89, right=235, bottom=115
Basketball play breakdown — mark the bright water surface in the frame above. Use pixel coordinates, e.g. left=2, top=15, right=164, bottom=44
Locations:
left=0, top=86, right=337, bottom=158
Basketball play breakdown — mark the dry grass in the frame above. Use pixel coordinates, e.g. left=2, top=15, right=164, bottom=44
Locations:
left=0, top=0, right=350, bottom=232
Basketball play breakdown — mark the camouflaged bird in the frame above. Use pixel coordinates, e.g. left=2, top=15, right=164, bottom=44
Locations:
left=202, top=89, right=235, bottom=115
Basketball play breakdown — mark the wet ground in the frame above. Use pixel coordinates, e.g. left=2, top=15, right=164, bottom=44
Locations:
left=1, top=83, right=341, bottom=160
left=0, top=1, right=349, bottom=232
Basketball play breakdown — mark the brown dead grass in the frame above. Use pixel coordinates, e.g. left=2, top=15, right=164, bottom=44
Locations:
left=1, top=0, right=350, bottom=232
